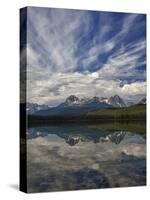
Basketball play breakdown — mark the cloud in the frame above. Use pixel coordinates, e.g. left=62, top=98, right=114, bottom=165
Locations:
left=79, top=13, right=143, bottom=71
left=98, top=40, right=146, bottom=81
left=27, top=7, right=92, bottom=72
left=121, top=82, right=146, bottom=97
left=24, top=7, right=146, bottom=105
left=27, top=71, right=146, bottom=105
left=26, top=8, right=142, bottom=73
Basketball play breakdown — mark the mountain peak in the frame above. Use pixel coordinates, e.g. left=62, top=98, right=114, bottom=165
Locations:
left=26, top=103, right=50, bottom=114
left=92, top=96, right=100, bottom=102
left=66, top=95, right=79, bottom=103
left=113, top=94, right=121, bottom=99
left=139, top=97, right=146, bottom=104
left=108, top=95, right=126, bottom=107
left=64, top=95, right=81, bottom=106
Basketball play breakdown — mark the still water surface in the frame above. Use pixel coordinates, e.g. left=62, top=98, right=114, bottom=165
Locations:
left=27, top=122, right=146, bottom=193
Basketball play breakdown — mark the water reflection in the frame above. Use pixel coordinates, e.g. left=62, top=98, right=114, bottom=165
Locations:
left=26, top=122, right=146, bottom=193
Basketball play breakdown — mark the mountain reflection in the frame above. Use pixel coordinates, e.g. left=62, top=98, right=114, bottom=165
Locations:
left=27, top=124, right=128, bottom=145
left=26, top=122, right=146, bottom=193
left=65, top=132, right=126, bottom=146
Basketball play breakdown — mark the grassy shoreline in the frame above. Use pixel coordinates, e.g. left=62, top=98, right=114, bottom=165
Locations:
left=28, top=104, right=146, bottom=124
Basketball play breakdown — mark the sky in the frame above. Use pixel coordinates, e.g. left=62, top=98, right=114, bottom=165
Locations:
left=21, top=7, right=146, bottom=106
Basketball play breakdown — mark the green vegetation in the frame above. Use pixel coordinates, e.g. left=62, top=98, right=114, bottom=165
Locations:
left=88, top=121, right=146, bottom=134
left=87, top=104, right=146, bottom=120
left=28, top=104, right=146, bottom=125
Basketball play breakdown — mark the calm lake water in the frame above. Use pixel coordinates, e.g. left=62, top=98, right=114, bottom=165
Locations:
left=26, top=122, right=146, bottom=193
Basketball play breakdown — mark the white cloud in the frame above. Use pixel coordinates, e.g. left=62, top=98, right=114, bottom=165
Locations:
left=27, top=7, right=92, bottom=73
left=76, top=13, right=142, bottom=71
left=27, top=71, right=146, bottom=105
left=98, top=40, right=146, bottom=80
left=121, top=82, right=146, bottom=97
left=25, top=8, right=146, bottom=106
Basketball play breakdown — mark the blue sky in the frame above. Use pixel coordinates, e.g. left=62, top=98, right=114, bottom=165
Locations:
left=21, top=7, right=146, bottom=106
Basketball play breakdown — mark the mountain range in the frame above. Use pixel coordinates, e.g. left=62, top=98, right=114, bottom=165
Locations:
left=59, top=95, right=126, bottom=108
left=27, top=125, right=126, bottom=145
left=138, top=97, right=146, bottom=105
left=27, top=95, right=146, bottom=117
left=27, top=103, right=50, bottom=115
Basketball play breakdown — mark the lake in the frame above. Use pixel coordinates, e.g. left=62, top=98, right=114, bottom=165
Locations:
left=26, top=121, right=146, bottom=193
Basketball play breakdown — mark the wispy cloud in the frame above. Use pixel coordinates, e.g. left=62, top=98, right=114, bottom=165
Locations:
left=22, top=7, right=146, bottom=105
left=26, top=7, right=92, bottom=72
left=27, top=72, right=146, bottom=105
left=98, top=40, right=146, bottom=81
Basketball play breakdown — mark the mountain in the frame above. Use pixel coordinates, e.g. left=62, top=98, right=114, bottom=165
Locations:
left=65, top=95, right=80, bottom=105
left=28, top=95, right=127, bottom=117
left=59, top=95, right=125, bottom=108
left=27, top=125, right=126, bottom=145
left=27, top=103, right=50, bottom=114
left=58, top=95, right=86, bottom=107
left=138, top=97, right=146, bottom=105
left=126, top=101, right=135, bottom=107
left=65, top=131, right=126, bottom=146
left=108, top=95, right=126, bottom=107
left=87, top=96, right=108, bottom=104
left=85, top=95, right=126, bottom=107
left=34, top=95, right=113, bottom=116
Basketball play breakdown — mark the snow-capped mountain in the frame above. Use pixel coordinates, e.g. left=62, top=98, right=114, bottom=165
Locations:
left=88, top=96, right=108, bottom=104
left=85, top=95, right=126, bottom=107
left=27, top=126, right=126, bottom=145
left=66, top=95, right=80, bottom=105
left=84, top=95, right=125, bottom=107
left=108, top=95, right=126, bottom=107
left=58, top=95, right=125, bottom=108
left=58, top=95, right=113, bottom=108
left=65, top=131, right=126, bottom=146
left=138, top=97, right=146, bottom=104
left=34, top=95, right=113, bottom=116
left=33, top=94, right=127, bottom=117
left=126, top=101, right=135, bottom=107
left=26, top=103, right=50, bottom=114
left=99, top=97, right=109, bottom=104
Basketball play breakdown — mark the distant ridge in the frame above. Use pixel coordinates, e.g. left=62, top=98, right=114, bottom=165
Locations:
left=138, top=97, right=146, bottom=105
left=27, top=95, right=146, bottom=117
left=27, top=94, right=126, bottom=116
left=58, top=94, right=126, bottom=108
